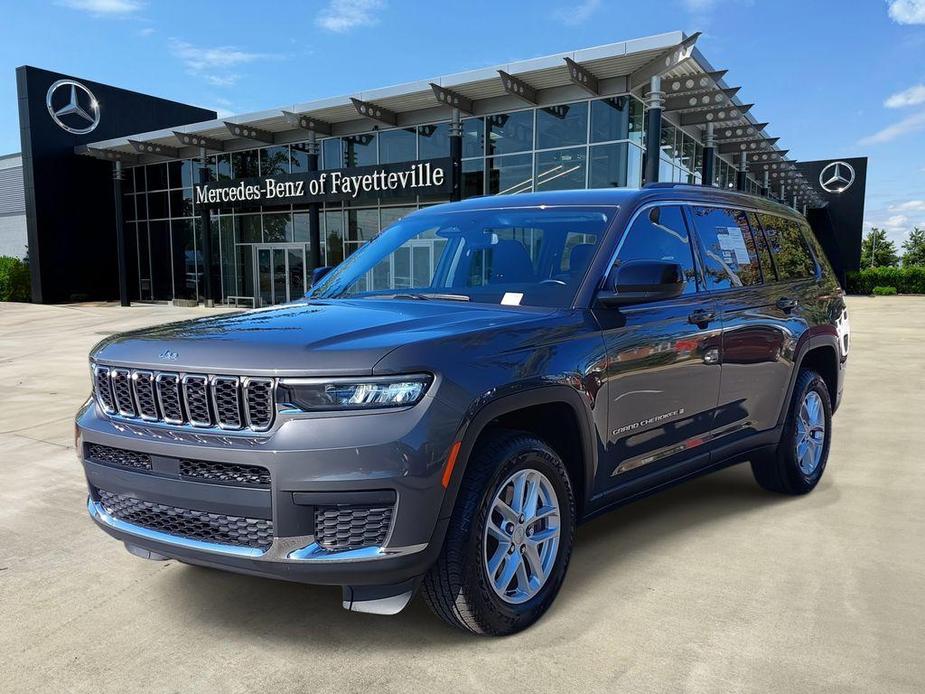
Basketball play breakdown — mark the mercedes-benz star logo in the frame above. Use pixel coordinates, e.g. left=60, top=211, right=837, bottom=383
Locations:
left=46, top=79, right=100, bottom=135
left=819, top=161, right=855, bottom=194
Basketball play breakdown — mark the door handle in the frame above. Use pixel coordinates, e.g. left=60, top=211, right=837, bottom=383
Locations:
left=688, top=309, right=716, bottom=326
left=776, top=297, right=798, bottom=312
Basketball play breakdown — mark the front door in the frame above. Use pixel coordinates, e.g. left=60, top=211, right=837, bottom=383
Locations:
left=255, top=244, right=307, bottom=306
left=596, top=204, right=722, bottom=492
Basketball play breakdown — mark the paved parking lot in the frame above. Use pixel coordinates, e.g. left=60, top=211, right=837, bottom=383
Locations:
left=1, top=298, right=923, bottom=693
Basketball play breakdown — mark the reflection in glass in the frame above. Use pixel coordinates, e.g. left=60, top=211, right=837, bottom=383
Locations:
left=418, top=122, right=450, bottom=159
left=324, top=209, right=345, bottom=266
left=536, top=101, right=588, bottom=150
left=171, top=218, right=198, bottom=300
left=290, top=146, right=309, bottom=173
left=463, top=159, right=484, bottom=198
left=590, top=96, right=629, bottom=143
left=263, top=213, right=292, bottom=242
left=261, top=146, right=290, bottom=177
left=322, top=138, right=342, bottom=169
left=232, top=150, right=260, bottom=178
left=146, top=163, right=168, bottom=191
left=343, top=133, right=377, bottom=167
left=235, top=214, right=262, bottom=243
left=486, top=111, right=533, bottom=155
left=589, top=142, right=630, bottom=188
left=488, top=153, right=533, bottom=195
left=535, top=148, right=586, bottom=191
left=379, top=128, right=416, bottom=164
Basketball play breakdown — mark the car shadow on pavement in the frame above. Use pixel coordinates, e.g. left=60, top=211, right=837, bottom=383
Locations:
left=164, top=462, right=837, bottom=646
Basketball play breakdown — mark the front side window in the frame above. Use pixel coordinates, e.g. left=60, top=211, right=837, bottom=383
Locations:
left=615, top=205, right=698, bottom=295
left=689, top=206, right=763, bottom=289
left=756, top=213, right=817, bottom=280
left=310, top=207, right=614, bottom=308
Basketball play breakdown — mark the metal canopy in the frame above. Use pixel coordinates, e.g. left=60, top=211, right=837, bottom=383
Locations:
left=76, top=29, right=810, bottom=204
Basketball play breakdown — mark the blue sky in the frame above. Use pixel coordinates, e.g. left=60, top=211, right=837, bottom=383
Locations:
left=2, top=0, right=924, bottom=246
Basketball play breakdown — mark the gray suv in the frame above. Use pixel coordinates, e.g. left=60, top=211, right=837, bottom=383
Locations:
left=78, top=186, right=848, bottom=635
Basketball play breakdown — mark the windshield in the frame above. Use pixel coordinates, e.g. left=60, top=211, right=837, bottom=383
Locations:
left=309, top=206, right=615, bottom=308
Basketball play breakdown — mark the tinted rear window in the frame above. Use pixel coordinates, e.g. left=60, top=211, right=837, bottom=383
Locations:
left=755, top=213, right=816, bottom=280
left=689, top=206, right=763, bottom=289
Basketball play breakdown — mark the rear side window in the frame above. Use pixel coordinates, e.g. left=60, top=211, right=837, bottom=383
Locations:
left=756, top=213, right=817, bottom=280
left=747, top=211, right=777, bottom=282
left=688, top=206, right=763, bottom=289
left=616, top=205, right=699, bottom=295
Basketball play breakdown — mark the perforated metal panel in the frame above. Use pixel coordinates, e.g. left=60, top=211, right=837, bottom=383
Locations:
left=314, top=505, right=393, bottom=550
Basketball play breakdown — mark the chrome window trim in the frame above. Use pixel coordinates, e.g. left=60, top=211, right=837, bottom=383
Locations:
left=92, top=364, right=116, bottom=414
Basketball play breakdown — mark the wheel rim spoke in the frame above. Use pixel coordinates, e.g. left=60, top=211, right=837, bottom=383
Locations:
left=483, top=467, right=562, bottom=605
left=795, top=391, right=825, bottom=474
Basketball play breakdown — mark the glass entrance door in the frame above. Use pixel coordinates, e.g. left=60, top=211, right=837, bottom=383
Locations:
left=255, top=244, right=307, bottom=306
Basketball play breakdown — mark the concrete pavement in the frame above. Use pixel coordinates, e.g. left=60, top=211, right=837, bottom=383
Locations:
left=0, top=298, right=923, bottom=693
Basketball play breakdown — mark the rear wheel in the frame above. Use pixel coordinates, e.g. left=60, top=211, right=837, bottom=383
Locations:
left=423, top=431, right=575, bottom=635
left=752, top=368, right=832, bottom=495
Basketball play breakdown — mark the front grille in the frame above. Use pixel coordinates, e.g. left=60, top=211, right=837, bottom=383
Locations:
left=91, top=365, right=276, bottom=432
left=179, top=459, right=270, bottom=488
left=97, top=488, right=273, bottom=550
left=86, top=443, right=152, bottom=471
left=314, top=504, right=394, bottom=550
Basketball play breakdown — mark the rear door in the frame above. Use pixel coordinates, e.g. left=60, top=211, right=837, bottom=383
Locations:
left=596, top=204, right=722, bottom=490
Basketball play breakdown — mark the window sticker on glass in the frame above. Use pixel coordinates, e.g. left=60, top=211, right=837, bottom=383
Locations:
left=501, top=292, right=524, bottom=306
left=716, top=227, right=751, bottom=264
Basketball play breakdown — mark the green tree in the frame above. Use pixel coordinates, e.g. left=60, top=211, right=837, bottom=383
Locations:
left=901, top=227, right=925, bottom=267
left=860, top=228, right=900, bottom=268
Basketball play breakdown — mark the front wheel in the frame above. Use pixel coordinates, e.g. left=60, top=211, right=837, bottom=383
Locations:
left=752, top=368, right=832, bottom=495
left=422, top=431, right=576, bottom=635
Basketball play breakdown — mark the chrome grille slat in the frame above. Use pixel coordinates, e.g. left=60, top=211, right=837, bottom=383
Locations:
left=92, top=365, right=275, bottom=432
left=93, top=365, right=116, bottom=414
left=211, top=376, right=243, bottom=430
left=131, top=370, right=159, bottom=421
left=182, top=374, right=212, bottom=427
left=243, top=377, right=274, bottom=432
left=110, top=368, right=136, bottom=417
left=155, top=372, right=184, bottom=425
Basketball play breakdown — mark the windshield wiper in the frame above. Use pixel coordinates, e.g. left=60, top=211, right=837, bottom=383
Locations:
left=377, top=292, right=470, bottom=302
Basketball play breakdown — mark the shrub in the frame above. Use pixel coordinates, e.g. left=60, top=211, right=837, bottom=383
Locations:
left=0, top=256, right=31, bottom=302
left=846, top=266, right=925, bottom=295
left=872, top=286, right=897, bottom=296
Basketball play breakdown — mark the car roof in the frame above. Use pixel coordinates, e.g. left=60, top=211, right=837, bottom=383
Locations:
left=412, top=186, right=805, bottom=221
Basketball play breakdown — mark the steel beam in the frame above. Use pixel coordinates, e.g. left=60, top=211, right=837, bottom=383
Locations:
left=430, top=83, right=474, bottom=115
left=223, top=121, right=275, bottom=145
left=630, top=32, right=701, bottom=90
left=663, top=70, right=728, bottom=96
left=663, top=87, right=740, bottom=112
left=74, top=145, right=139, bottom=164
left=497, top=70, right=537, bottom=105
left=680, top=103, right=752, bottom=126
left=128, top=140, right=179, bottom=159
left=173, top=132, right=224, bottom=151
left=716, top=137, right=779, bottom=155
left=281, top=111, right=333, bottom=135
left=563, top=57, right=599, bottom=96
left=351, top=98, right=398, bottom=126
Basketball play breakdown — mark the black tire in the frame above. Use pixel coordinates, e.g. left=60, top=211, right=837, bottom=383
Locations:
left=422, top=430, right=576, bottom=636
left=752, top=368, right=832, bottom=495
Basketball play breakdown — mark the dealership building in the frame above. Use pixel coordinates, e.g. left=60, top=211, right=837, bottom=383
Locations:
left=11, top=31, right=866, bottom=306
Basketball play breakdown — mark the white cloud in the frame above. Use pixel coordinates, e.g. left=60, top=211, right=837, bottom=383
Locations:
left=885, top=84, right=925, bottom=108
left=316, top=0, right=385, bottom=33
left=554, top=0, right=601, bottom=25
left=892, top=200, right=925, bottom=211
left=168, top=39, right=275, bottom=87
left=888, top=0, right=925, bottom=24
left=681, top=0, right=719, bottom=10
left=137, top=26, right=155, bottom=37
left=57, top=0, right=143, bottom=15
left=859, top=109, right=925, bottom=144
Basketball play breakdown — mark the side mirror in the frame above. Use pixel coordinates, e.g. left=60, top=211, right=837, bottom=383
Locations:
left=309, top=266, right=333, bottom=287
left=596, top=260, right=685, bottom=307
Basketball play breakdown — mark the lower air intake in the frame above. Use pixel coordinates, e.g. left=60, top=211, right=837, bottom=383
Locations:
left=97, top=489, right=273, bottom=550
left=314, top=504, right=394, bottom=551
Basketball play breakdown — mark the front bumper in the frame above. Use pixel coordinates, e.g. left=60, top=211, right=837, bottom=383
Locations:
left=77, top=391, right=461, bottom=587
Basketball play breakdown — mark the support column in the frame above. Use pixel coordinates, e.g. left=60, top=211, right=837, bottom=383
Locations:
left=736, top=152, right=748, bottom=192
left=701, top=122, right=715, bottom=186
left=761, top=170, right=770, bottom=197
left=306, top=131, right=322, bottom=272
left=779, top=183, right=786, bottom=204
left=449, top=107, right=462, bottom=202
left=112, top=161, right=130, bottom=307
left=643, top=76, right=664, bottom=185
left=198, top=146, right=214, bottom=307
left=793, top=193, right=798, bottom=209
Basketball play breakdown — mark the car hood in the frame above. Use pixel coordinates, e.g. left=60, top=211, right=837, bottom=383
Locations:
left=90, top=299, right=554, bottom=376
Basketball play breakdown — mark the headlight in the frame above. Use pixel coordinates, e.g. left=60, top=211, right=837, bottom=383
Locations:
left=278, top=375, right=432, bottom=412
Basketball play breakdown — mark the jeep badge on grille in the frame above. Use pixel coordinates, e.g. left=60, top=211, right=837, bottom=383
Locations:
left=158, top=349, right=178, bottom=361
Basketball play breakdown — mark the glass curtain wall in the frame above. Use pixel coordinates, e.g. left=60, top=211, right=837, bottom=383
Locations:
left=123, top=93, right=658, bottom=306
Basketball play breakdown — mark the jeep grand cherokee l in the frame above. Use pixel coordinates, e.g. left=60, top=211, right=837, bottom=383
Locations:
left=77, top=185, right=848, bottom=635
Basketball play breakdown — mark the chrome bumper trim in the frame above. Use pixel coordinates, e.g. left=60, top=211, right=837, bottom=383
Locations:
left=87, top=498, right=267, bottom=559
left=287, top=541, right=428, bottom=562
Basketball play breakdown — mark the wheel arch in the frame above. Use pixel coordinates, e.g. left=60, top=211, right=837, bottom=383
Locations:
left=439, top=386, right=598, bottom=521
left=778, top=336, right=840, bottom=426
